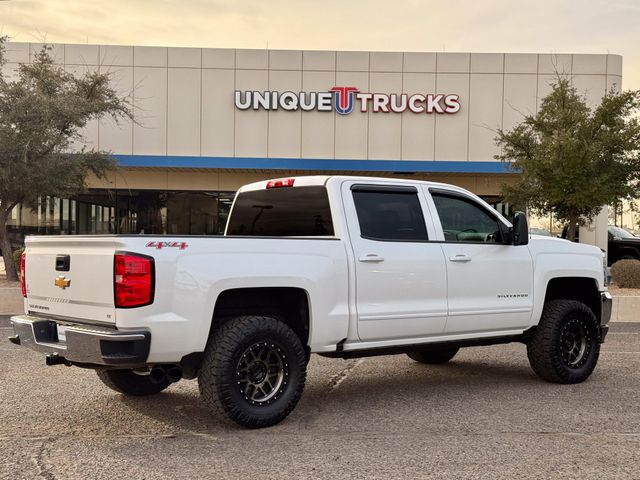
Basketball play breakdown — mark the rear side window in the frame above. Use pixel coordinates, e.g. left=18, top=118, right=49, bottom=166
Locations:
left=352, top=187, right=428, bottom=242
left=226, top=186, right=334, bottom=236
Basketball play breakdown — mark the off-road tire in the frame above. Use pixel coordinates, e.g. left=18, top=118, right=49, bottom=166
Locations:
left=407, top=347, right=459, bottom=364
left=95, top=369, right=171, bottom=396
left=198, top=315, right=307, bottom=429
left=527, top=299, right=601, bottom=384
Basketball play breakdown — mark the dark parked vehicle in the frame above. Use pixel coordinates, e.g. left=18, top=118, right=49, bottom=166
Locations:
left=607, top=225, right=640, bottom=264
left=561, top=224, right=640, bottom=266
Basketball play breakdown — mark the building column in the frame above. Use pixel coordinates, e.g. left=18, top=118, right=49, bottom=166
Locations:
left=579, top=206, right=608, bottom=258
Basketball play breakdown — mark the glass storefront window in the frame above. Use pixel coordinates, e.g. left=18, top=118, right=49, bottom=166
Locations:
left=8, top=189, right=236, bottom=241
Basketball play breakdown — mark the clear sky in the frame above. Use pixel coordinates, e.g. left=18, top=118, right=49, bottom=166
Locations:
left=1, top=0, right=638, bottom=89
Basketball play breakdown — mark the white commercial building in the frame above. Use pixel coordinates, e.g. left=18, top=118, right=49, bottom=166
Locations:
left=2, top=42, right=621, bottom=246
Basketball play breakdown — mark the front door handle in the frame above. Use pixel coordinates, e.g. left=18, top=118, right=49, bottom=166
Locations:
left=449, top=254, right=471, bottom=263
left=359, top=254, right=385, bottom=263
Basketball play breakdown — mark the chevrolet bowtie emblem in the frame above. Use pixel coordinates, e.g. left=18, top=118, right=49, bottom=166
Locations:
left=54, top=276, right=71, bottom=289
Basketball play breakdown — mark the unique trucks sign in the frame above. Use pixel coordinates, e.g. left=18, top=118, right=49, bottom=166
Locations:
left=235, top=87, right=460, bottom=115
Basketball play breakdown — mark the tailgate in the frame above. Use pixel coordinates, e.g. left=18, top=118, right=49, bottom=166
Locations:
left=24, top=236, right=117, bottom=324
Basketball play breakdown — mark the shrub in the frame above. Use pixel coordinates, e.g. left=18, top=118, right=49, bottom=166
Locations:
left=12, top=247, right=24, bottom=279
left=611, top=259, right=640, bottom=288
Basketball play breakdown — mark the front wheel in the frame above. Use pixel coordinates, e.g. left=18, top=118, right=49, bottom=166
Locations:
left=198, top=316, right=307, bottom=429
left=527, top=299, right=601, bottom=384
left=96, top=369, right=171, bottom=396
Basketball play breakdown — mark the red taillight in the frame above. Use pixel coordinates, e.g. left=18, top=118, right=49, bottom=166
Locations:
left=114, top=253, right=154, bottom=308
left=266, top=178, right=295, bottom=189
left=20, top=251, right=26, bottom=297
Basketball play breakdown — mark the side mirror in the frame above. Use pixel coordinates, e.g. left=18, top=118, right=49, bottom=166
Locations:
left=512, top=211, right=529, bottom=246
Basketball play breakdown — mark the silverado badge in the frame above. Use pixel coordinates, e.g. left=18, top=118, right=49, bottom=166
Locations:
left=54, top=276, right=71, bottom=290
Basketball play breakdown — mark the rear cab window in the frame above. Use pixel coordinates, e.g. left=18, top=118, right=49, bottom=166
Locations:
left=226, top=185, right=334, bottom=236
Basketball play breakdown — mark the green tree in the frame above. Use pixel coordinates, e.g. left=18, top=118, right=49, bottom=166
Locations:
left=495, top=76, right=640, bottom=242
left=0, top=38, right=131, bottom=281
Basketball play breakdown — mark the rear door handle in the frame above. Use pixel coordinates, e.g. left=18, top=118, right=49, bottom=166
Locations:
left=359, top=254, right=385, bottom=263
left=449, top=254, right=471, bottom=263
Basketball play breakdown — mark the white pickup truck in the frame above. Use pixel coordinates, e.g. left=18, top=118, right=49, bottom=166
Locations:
left=9, top=175, right=612, bottom=428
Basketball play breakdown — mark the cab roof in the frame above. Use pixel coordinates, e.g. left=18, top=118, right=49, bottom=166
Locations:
left=237, top=175, right=472, bottom=194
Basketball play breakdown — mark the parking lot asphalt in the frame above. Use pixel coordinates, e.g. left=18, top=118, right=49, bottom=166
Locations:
left=0, top=315, right=638, bottom=480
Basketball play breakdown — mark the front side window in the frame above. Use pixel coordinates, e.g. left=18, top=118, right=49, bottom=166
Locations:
left=352, top=187, right=428, bottom=242
left=431, top=192, right=504, bottom=243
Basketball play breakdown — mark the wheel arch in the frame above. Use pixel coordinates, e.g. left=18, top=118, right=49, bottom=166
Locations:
left=542, top=277, right=601, bottom=323
left=208, top=286, right=311, bottom=350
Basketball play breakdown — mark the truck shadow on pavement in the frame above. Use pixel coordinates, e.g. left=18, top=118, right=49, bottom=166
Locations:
left=116, top=356, right=547, bottom=433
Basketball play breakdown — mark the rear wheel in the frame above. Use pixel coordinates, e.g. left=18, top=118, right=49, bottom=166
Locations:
left=96, top=369, right=171, bottom=396
left=407, top=347, right=459, bottom=364
left=198, top=315, right=307, bottom=429
left=527, top=299, right=601, bottom=384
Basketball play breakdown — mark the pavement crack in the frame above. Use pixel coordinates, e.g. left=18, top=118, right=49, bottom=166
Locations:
left=328, top=358, right=366, bottom=390
left=296, top=359, right=366, bottom=431
left=32, top=440, right=57, bottom=480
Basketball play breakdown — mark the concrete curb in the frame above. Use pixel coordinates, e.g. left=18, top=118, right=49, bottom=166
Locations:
left=0, top=287, right=638, bottom=321
left=610, top=296, right=640, bottom=323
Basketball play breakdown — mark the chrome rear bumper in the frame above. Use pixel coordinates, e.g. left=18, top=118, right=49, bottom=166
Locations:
left=9, top=315, right=150, bottom=367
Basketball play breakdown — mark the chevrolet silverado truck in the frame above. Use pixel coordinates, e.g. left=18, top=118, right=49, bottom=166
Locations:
left=9, top=176, right=612, bottom=428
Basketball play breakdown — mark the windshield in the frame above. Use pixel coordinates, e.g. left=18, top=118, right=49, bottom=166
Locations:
left=608, top=225, right=635, bottom=239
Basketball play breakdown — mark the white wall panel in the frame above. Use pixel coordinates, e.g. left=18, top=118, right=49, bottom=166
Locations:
left=370, top=52, right=402, bottom=72
left=301, top=71, right=335, bottom=158
left=470, top=53, right=503, bottom=73
left=268, top=70, right=302, bottom=158
left=236, top=49, right=268, bottom=69
left=4, top=42, right=30, bottom=63
left=538, top=54, right=572, bottom=75
left=435, top=73, right=469, bottom=160
left=469, top=74, right=503, bottom=161
left=437, top=53, right=469, bottom=73
left=334, top=71, right=368, bottom=159
left=133, top=67, right=167, bottom=155
left=66, top=44, right=99, bottom=65
left=134, top=46, right=167, bottom=67
left=202, top=48, right=235, bottom=69
left=503, top=74, right=537, bottom=132
left=505, top=53, right=537, bottom=74
left=606, top=55, right=623, bottom=76
left=167, top=68, right=201, bottom=155
left=572, top=75, right=606, bottom=109
left=303, top=51, right=335, bottom=71
left=336, top=51, right=369, bottom=72
left=99, top=66, right=133, bottom=154
left=269, top=50, right=302, bottom=70
left=168, top=48, right=201, bottom=68
left=403, top=52, right=436, bottom=73
left=202, top=69, right=235, bottom=156
left=572, top=54, right=607, bottom=75
left=401, top=73, right=436, bottom=160
left=234, top=69, right=268, bottom=157
left=368, top=72, right=402, bottom=159
left=100, top=45, right=134, bottom=67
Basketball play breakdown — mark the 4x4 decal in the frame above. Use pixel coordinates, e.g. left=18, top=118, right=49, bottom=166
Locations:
left=145, top=241, right=188, bottom=250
